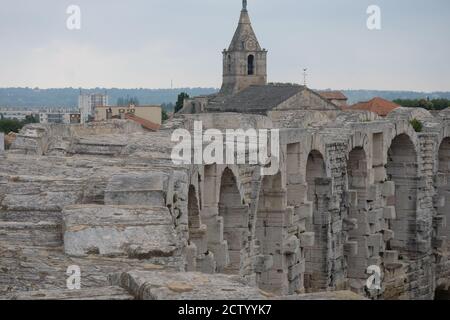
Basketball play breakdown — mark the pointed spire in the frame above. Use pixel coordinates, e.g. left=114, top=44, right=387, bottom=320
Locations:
left=228, top=0, right=261, bottom=51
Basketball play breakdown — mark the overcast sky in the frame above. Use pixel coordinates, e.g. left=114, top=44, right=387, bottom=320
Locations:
left=1, top=0, right=449, bottom=91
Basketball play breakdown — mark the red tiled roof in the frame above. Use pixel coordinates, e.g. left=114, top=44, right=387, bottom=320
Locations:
left=125, top=113, right=160, bottom=132
left=349, top=97, right=401, bottom=117
left=318, top=91, right=348, bottom=101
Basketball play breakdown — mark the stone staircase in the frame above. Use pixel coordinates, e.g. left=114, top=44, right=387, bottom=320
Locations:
left=0, top=154, right=185, bottom=300
left=2, top=287, right=133, bottom=300
left=0, top=170, right=133, bottom=299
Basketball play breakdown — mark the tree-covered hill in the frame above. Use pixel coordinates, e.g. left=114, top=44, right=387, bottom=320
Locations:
left=1, top=87, right=450, bottom=109
left=0, top=87, right=218, bottom=109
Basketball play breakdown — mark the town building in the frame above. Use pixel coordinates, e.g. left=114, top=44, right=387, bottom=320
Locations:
left=95, top=105, right=162, bottom=127
left=39, top=111, right=81, bottom=124
left=79, top=91, right=108, bottom=124
left=348, top=97, right=401, bottom=117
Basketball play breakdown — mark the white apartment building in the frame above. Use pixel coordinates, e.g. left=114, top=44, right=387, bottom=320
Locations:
left=39, top=111, right=80, bottom=124
left=78, top=92, right=108, bottom=124
left=0, top=110, right=36, bottom=121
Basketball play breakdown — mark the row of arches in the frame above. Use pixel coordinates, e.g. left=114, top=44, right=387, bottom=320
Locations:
left=185, top=132, right=450, bottom=296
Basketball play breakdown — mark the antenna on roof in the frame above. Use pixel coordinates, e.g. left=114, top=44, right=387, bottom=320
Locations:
left=302, top=68, right=308, bottom=87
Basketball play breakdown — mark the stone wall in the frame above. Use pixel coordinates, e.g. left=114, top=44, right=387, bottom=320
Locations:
left=1, top=108, right=450, bottom=300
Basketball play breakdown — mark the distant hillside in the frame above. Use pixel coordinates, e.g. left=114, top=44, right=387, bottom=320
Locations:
left=0, top=88, right=219, bottom=109
left=1, top=87, right=450, bottom=109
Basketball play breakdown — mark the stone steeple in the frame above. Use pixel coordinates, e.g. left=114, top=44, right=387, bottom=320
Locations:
left=219, top=1, right=267, bottom=96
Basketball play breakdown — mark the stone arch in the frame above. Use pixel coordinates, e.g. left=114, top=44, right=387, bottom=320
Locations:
left=304, top=150, right=331, bottom=292
left=347, top=147, right=369, bottom=196
left=255, top=172, right=286, bottom=294
left=188, top=185, right=201, bottom=230
left=217, top=167, right=249, bottom=274
left=185, top=184, right=208, bottom=272
left=437, top=137, right=450, bottom=249
left=345, top=147, right=371, bottom=290
left=386, top=134, right=419, bottom=259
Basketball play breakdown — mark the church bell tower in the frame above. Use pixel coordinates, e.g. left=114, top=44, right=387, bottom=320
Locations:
left=220, top=0, right=267, bottom=96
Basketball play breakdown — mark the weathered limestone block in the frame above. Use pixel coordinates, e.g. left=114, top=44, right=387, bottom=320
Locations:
left=204, top=216, right=224, bottom=244
left=344, top=241, right=358, bottom=257
left=283, top=235, right=300, bottom=254
left=433, top=215, right=446, bottom=232
left=347, top=190, right=358, bottom=207
left=283, top=290, right=366, bottom=300
left=105, top=172, right=170, bottom=206
left=381, top=181, right=396, bottom=197
left=1, top=176, right=84, bottom=212
left=189, top=224, right=208, bottom=254
left=383, top=229, right=395, bottom=242
left=184, top=243, right=197, bottom=272
left=436, top=172, right=447, bottom=187
left=367, top=234, right=384, bottom=256
left=2, top=192, right=82, bottom=212
left=197, top=252, right=216, bottom=274
left=209, top=242, right=230, bottom=270
left=63, top=205, right=181, bottom=258
left=10, top=125, right=49, bottom=155
left=384, top=250, right=399, bottom=265
left=3, top=287, right=134, bottom=300
left=351, top=212, right=371, bottom=236
left=368, top=208, right=384, bottom=232
left=373, top=166, right=387, bottom=183
left=367, top=185, right=379, bottom=202
left=0, top=221, right=62, bottom=247
left=70, top=139, right=126, bottom=156
left=253, top=255, right=274, bottom=273
left=296, top=202, right=313, bottom=220
left=110, top=270, right=267, bottom=300
left=287, top=260, right=305, bottom=281
left=383, top=206, right=396, bottom=220
left=299, top=232, right=315, bottom=248
left=343, top=218, right=358, bottom=231
left=433, top=194, right=445, bottom=208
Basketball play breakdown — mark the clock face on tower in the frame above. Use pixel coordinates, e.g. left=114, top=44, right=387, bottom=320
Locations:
left=246, top=39, right=257, bottom=51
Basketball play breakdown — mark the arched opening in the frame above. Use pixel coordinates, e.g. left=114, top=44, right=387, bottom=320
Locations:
left=255, top=173, right=285, bottom=294
left=188, top=185, right=201, bottom=231
left=386, top=134, right=418, bottom=260
left=437, top=138, right=450, bottom=249
left=304, top=150, right=329, bottom=292
left=346, top=147, right=370, bottom=291
left=347, top=148, right=368, bottom=194
left=435, top=284, right=450, bottom=300
left=247, top=55, right=255, bottom=75
left=218, top=168, right=248, bottom=274
left=186, top=185, right=203, bottom=271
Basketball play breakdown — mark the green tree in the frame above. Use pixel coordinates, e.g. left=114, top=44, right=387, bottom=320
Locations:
left=24, top=115, right=39, bottom=124
left=162, top=109, right=169, bottom=122
left=0, top=119, right=24, bottom=134
left=410, top=118, right=423, bottom=133
left=174, top=92, right=189, bottom=113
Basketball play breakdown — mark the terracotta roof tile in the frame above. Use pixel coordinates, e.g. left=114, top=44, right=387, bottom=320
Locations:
left=125, top=113, right=160, bottom=132
left=349, top=97, right=401, bottom=117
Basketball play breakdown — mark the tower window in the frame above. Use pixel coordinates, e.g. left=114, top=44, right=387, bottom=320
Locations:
left=247, top=55, right=255, bottom=75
